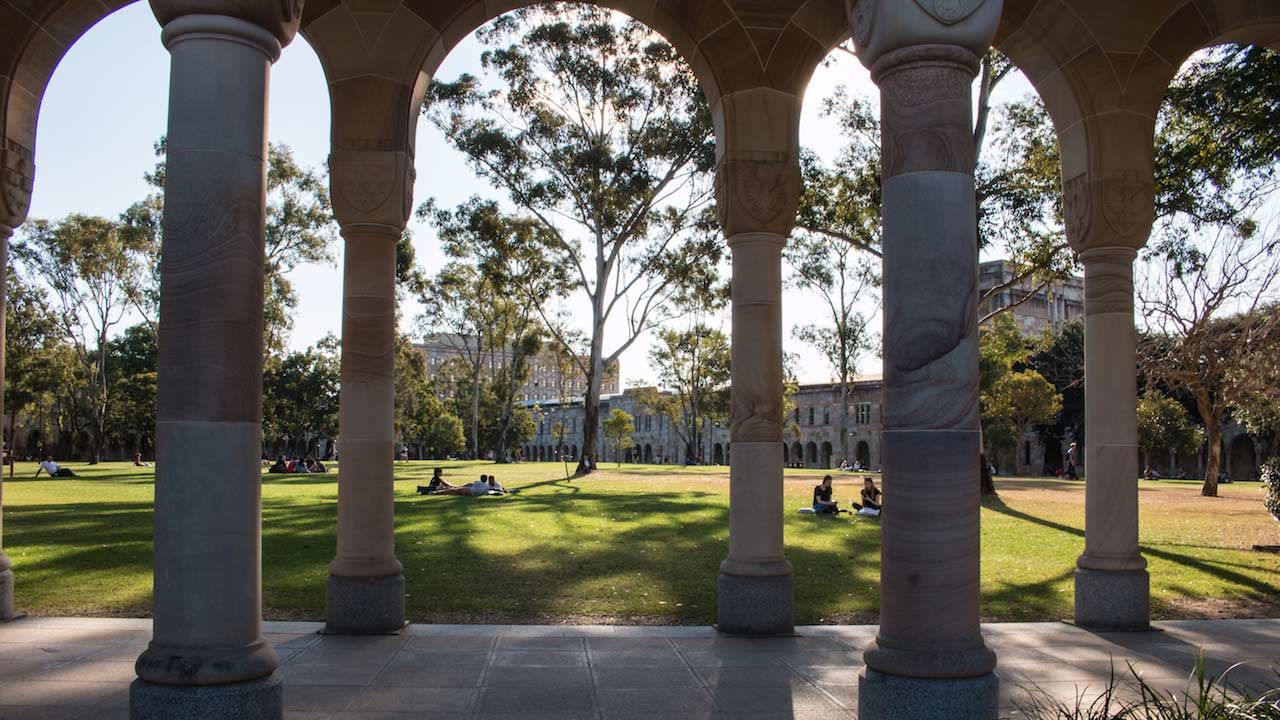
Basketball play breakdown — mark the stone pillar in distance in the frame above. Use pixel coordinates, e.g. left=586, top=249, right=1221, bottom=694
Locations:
left=849, top=1, right=1002, bottom=717
left=324, top=144, right=414, bottom=634
left=132, top=4, right=302, bottom=718
left=1062, top=126, right=1155, bottom=631
left=715, top=88, right=802, bottom=636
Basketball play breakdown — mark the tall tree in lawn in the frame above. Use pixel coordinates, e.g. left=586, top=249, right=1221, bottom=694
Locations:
left=646, top=324, right=731, bottom=464
left=14, top=215, right=152, bottom=463
left=785, top=232, right=878, bottom=467
left=982, top=369, right=1062, bottom=476
left=394, top=336, right=465, bottom=459
left=1138, top=226, right=1280, bottom=496
left=124, top=139, right=337, bottom=354
left=4, top=264, right=60, bottom=469
left=1225, top=306, right=1280, bottom=463
left=105, top=323, right=158, bottom=460
left=424, top=5, right=721, bottom=473
left=422, top=199, right=564, bottom=463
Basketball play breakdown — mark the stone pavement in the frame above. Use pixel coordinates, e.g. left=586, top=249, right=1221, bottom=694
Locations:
left=1, top=617, right=1278, bottom=719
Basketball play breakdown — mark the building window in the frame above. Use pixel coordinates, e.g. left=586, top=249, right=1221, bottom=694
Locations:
left=794, top=407, right=800, bottom=424
left=823, top=408, right=830, bottom=425
left=808, top=407, right=815, bottom=426
left=855, top=404, right=872, bottom=425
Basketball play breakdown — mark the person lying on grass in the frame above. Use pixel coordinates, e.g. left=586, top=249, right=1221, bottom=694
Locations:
left=813, top=475, right=849, bottom=514
left=418, top=467, right=459, bottom=495
left=431, top=474, right=495, bottom=496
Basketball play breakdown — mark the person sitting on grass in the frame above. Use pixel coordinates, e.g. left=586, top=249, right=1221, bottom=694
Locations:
left=292, top=456, right=310, bottom=474
left=853, top=476, right=882, bottom=513
left=36, top=455, right=77, bottom=477
left=305, top=455, right=327, bottom=473
left=268, top=456, right=289, bottom=474
left=487, top=475, right=510, bottom=495
left=419, top=467, right=458, bottom=495
left=813, top=475, right=848, bottom=514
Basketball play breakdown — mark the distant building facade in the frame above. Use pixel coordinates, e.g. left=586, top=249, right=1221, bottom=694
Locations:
left=978, top=259, right=1084, bottom=335
left=417, top=333, right=620, bottom=403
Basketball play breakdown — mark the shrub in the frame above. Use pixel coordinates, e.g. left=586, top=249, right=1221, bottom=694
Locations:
left=1263, top=457, right=1280, bottom=520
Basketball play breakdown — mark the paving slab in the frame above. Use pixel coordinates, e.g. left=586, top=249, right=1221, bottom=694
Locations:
left=2, top=617, right=1279, bottom=719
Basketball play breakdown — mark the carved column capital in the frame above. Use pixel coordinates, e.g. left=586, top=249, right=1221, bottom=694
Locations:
left=1063, top=169, right=1155, bottom=253
left=847, top=0, right=1002, bottom=71
left=872, top=44, right=980, bottom=180
left=150, top=0, right=302, bottom=48
left=713, top=89, right=803, bottom=238
left=1, top=138, right=35, bottom=231
left=330, top=149, right=415, bottom=233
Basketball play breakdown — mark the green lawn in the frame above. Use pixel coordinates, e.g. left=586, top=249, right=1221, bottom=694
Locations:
left=3, top=461, right=1278, bottom=625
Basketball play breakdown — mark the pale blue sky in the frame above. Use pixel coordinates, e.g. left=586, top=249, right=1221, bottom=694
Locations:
left=26, top=2, right=1037, bottom=386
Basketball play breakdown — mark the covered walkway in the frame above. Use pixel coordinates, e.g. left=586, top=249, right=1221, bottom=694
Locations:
left=2, top=617, right=1278, bottom=719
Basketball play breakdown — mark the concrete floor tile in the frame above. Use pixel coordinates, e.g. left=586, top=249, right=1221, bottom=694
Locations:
left=495, top=636, right=585, bottom=651
left=587, top=637, right=675, bottom=651
left=588, top=649, right=686, bottom=667
left=696, top=666, right=805, bottom=687
left=473, top=686, right=596, bottom=714
left=596, top=687, right=718, bottom=714
left=710, top=683, right=846, bottom=713
left=384, top=650, right=489, bottom=670
left=349, top=686, right=477, bottom=713
left=404, top=635, right=494, bottom=652
left=482, top=665, right=592, bottom=688
left=280, top=662, right=384, bottom=686
left=683, top=651, right=784, bottom=668
left=789, top=665, right=861, bottom=686
left=0, top=707, right=88, bottom=720
left=490, top=650, right=587, bottom=667
left=283, top=684, right=362, bottom=711
left=34, top=660, right=137, bottom=684
left=592, top=666, right=702, bottom=688
left=374, top=665, right=483, bottom=688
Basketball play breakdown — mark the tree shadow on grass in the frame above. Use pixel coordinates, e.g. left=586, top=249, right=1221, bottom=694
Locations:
left=982, top=496, right=1280, bottom=608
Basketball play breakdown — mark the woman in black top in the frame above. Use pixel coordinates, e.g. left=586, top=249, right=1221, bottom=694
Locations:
left=813, top=475, right=844, bottom=514
left=857, top=477, right=882, bottom=511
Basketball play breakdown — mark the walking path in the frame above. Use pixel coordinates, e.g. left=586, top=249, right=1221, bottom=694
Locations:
left=1, top=617, right=1278, bottom=719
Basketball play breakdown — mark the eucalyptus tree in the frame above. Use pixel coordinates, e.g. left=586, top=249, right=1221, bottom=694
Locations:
left=424, top=4, right=722, bottom=472
left=644, top=324, right=731, bottom=464
left=14, top=215, right=154, bottom=463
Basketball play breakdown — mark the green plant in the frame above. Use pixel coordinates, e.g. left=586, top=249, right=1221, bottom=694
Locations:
left=1263, top=457, right=1280, bottom=520
left=1012, top=654, right=1280, bottom=719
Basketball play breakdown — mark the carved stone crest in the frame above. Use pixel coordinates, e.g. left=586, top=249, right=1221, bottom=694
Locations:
left=850, top=0, right=873, bottom=47
left=913, top=0, right=987, bottom=24
left=716, top=151, right=801, bottom=235
left=1062, top=172, right=1091, bottom=244
left=1, top=140, right=35, bottom=226
left=1102, top=169, right=1154, bottom=239
left=334, top=158, right=396, bottom=215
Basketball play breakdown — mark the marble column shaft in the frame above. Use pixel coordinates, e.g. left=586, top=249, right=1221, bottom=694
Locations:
left=0, top=226, right=11, bottom=622
left=326, top=224, right=404, bottom=633
left=135, top=13, right=279, bottom=688
left=864, top=44, right=995, bottom=681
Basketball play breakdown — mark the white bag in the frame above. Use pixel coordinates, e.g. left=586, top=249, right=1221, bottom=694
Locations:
left=798, top=507, right=816, bottom=514
left=857, top=507, right=880, bottom=517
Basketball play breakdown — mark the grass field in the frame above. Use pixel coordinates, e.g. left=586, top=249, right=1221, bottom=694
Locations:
left=2, top=460, right=1278, bottom=625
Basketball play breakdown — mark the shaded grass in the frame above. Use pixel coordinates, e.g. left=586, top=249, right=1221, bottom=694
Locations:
left=2, top=462, right=1278, bottom=624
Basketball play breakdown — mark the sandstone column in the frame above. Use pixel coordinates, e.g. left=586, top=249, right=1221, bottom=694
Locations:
left=132, top=5, right=301, bottom=718
left=325, top=209, right=406, bottom=634
left=0, top=225, right=11, bottom=622
left=850, top=1, right=1002, bottom=717
left=1074, top=247, right=1147, bottom=628
left=715, top=88, right=801, bottom=635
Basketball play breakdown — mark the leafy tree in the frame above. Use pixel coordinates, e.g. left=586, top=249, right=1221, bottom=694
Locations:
left=1136, top=390, right=1203, bottom=472
left=104, top=323, right=158, bottom=458
left=420, top=199, right=560, bottom=463
left=602, top=407, right=634, bottom=466
left=1028, top=320, right=1085, bottom=455
left=979, top=313, right=1034, bottom=489
left=262, top=338, right=340, bottom=458
left=394, top=337, right=465, bottom=458
left=1224, top=308, right=1280, bottom=463
left=424, top=5, right=722, bottom=473
left=1138, top=228, right=1280, bottom=496
left=124, top=139, right=337, bottom=353
left=983, top=370, right=1062, bottom=475
left=785, top=234, right=878, bottom=466
left=643, top=324, right=731, bottom=464
left=14, top=215, right=154, bottom=462
left=4, top=264, right=61, bottom=463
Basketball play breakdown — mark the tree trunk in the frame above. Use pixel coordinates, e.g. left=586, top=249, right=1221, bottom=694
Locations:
left=470, top=363, right=481, bottom=461
left=1203, top=420, right=1223, bottom=497
left=576, top=338, right=605, bottom=475
left=839, top=376, right=850, bottom=466
left=979, top=425, right=998, bottom=496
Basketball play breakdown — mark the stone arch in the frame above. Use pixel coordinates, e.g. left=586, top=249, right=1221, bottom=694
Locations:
left=713, top=443, right=724, bottom=465
left=805, top=441, right=817, bottom=467
left=1230, top=435, right=1258, bottom=482
left=782, top=443, right=789, bottom=464
left=643, top=444, right=652, bottom=464
left=820, top=441, right=832, bottom=470
left=790, top=441, right=803, bottom=467
left=856, top=440, right=870, bottom=469
left=571, top=444, right=578, bottom=459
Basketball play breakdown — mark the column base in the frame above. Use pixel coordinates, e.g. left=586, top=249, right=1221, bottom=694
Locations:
left=858, top=669, right=998, bottom=720
left=325, top=574, right=405, bottom=634
left=130, top=672, right=282, bottom=720
left=1074, top=568, right=1150, bottom=631
left=717, top=572, right=793, bottom=635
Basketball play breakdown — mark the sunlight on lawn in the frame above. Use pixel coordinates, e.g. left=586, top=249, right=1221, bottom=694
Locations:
left=3, top=461, right=1278, bottom=624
